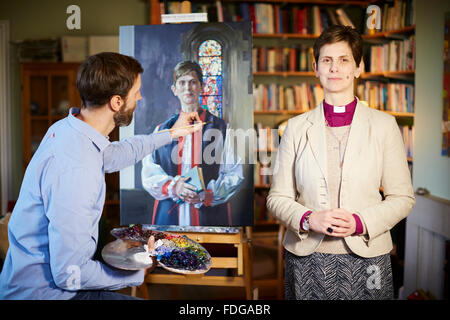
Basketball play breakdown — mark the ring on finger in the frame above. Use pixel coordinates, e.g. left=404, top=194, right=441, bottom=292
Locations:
left=327, top=227, right=333, bottom=233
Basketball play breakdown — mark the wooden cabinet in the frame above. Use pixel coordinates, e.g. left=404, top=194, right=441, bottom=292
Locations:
left=20, top=62, right=81, bottom=171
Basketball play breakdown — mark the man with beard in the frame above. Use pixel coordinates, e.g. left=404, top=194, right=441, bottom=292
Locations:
left=0, top=52, right=202, bottom=300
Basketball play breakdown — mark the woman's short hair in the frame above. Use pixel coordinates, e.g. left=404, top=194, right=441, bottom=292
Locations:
left=173, top=61, right=204, bottom=86
left=313, top=25, right=363, bottom=66
left=76, top=52, right=143, bottom=108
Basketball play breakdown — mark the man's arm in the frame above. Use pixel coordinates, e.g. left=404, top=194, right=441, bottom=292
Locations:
left=103, top=112, right=203, bottom=173
left=103, top=131, right=172, bottom=173
left=44, top=164, right=144, bottom=291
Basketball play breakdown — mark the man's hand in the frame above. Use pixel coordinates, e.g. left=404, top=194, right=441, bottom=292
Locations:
left=308, top=208, right=356, bottom=237
left=170, top=111, right=203, bottom=139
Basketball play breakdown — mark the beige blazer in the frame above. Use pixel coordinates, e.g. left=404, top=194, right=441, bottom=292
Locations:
left=267, top=99, right=415, bottom=258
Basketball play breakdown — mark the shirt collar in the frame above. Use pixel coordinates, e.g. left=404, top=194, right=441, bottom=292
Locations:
left=67, top=107, right=111, bottom=152
left=323, top=97, right=357, bottom=127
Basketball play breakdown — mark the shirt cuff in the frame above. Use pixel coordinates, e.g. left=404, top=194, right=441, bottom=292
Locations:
left=299, top=210, right=312, bottom=232
left=352, top=213, right=363, bottom=235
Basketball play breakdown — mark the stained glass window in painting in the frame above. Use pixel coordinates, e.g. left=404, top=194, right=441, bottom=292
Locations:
left=198, top=40, right=223, bottom=118
left=199, top=57, right=223, bottom=76
left=199, top=40, right=222, bottom=56
left=202, top=76, right=222, bottom=96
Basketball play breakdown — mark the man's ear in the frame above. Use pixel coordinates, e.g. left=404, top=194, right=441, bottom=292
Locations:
left=109, top=95, right=123, bottom=112
left=171, top=84, right=177, bottom=96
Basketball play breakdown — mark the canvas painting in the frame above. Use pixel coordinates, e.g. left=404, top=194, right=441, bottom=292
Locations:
left=119, top=22, right=254, bottom=227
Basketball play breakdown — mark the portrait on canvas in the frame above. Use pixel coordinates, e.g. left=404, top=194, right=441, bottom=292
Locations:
left=119, top=22, right=254, bottom=227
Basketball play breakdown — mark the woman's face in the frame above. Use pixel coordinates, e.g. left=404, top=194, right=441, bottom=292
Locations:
left=313, top=41, right=362, bottom=96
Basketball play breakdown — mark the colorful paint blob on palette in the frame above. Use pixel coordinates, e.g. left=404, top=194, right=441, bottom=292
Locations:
left=111, top=224, right=211, bottom=271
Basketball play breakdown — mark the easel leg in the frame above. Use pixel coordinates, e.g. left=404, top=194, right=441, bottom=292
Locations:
left=243, top=239, right=254, bottom=300
left=137, top=282, right=150, bottom=300
left=172, top=284, right=180, bottom=299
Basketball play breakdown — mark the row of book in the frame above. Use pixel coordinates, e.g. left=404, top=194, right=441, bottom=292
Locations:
left=369, top=36, right=415, bottom=72
left=399, top=125, right=414, bottom=159
left=163, top=1, right=414, bottom=35
left=253, top=83, right=324, bottom=113
left=364, top=0, right=415, bottom=34
left=252, top=46, right=314, bottom=73
left=249, top=3, right=357, bottom=35
left=163, top=1, right=359, bottom=34
left=356, top=81, right=414, bottom=113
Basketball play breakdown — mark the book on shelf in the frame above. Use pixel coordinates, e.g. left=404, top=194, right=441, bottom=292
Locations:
left=399, top=125, right=414, bottom=159
left=335, top=8, right=355, bottom=28
left=253, top=83, right=323, bottom=113
left=356, top=81, right=414, bottom=113
left=253, top=45, right=314, bottom=73
left=369, top=36, right=415, bottom=72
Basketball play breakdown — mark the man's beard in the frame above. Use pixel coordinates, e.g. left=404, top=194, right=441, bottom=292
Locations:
left=114, top=102, right=135, bottom=127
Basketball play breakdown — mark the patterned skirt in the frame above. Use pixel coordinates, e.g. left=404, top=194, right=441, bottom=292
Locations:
left=285, top=251, right=394, bottom=300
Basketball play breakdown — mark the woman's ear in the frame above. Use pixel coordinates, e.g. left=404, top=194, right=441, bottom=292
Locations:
left=312, top=61, right=319, bottom=78
left=355, top=59, right=364, bottom=79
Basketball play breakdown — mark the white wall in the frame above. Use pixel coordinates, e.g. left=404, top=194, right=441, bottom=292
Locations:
left=413, top=0, right=450, bottom=200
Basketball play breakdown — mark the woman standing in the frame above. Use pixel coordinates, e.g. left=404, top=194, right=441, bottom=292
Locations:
left=267, top=25, right=415, bottom=300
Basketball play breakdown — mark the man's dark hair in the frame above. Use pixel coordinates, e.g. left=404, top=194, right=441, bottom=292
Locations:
left=173, top=61, right=203, bottom=86
left=76, top=52, right=143, bottom=108
left=313, top=25, right=363, bottom=66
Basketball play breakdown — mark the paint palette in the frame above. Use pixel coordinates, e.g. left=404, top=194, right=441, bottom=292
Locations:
left=109, top=224, right=212, bottom=274
left=101, top=239, right=157, bottom=271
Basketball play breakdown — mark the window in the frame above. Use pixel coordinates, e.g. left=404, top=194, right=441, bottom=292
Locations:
left=198, top=40, right=223, bottom=118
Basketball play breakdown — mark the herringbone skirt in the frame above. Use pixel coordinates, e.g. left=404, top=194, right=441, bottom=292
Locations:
left=285, top=251, right=394, bottom=300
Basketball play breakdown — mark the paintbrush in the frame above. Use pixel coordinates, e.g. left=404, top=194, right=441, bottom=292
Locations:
left=156, top=121, right=213, bottom=134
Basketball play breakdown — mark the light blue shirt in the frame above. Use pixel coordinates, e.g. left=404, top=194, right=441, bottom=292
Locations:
left=0, top=108, right=172, bottom=299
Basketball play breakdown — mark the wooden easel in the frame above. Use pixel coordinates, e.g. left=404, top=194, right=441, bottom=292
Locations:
left=132, top=226, right=255, bottom=300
